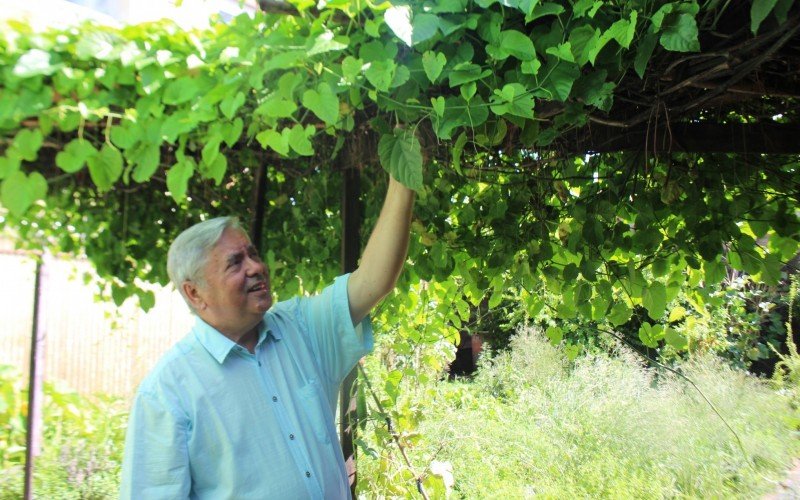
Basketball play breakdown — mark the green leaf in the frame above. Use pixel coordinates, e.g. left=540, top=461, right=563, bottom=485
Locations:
left=201, top=138, right=221, bottom=167
left=56, top=140, right=97, bottom=173
left=130, top=143, right=161, bottom=182
left=110, top=124, right=141, bottom=149
left=545, top=325, right=563, bottom=346
left=774, top=0, right=794, bottom=23
left=256, top=129, right=289, bottom=155
left=302, top=83, right=339, bottom=125
left=461, top=82, right=477, bottom=101
left=668, top=306, right=687, bottom=323
left=87, top=144, right=123, bottom=192
left=161, top=112, right=198, bottom=143
left=569, top=25, right=601, bottom=66
left=341, top=56, right=363, bottom=84
left=660, top=14, right=700, bottom=52
left=751, top=0, right=779, bottom=34
left=490, top=83, right=535, bottom=119
left=224, top=118, right=244, bottom=148
left=431, top=96, right=445, bottom=117
left=452, top=131, right=467, bottom=176
left=138, top=290, right=156, bottom=312
left=521, top=59, right=542, bottom=75
left=651, top=257, right=668, bottom=277
left=211, top=152, right=229, bottom=185
left=378, top=129, right=423, bottom=191
left=411, top=14, right=440, bottom=45
left=111, top=284, right=128, bottom=306
left=162, top=77, right=201, bottom=106
left=384, top=6, right=440, bottom=46
left=603, top=11, right=638, bottom=50
left=542, top=60, right=580, bottom=101
left=526, top=2, right=565, bottom=23
left=703, top=258, right=726, bottom=286
left=546, top=42, right=575, bottom=63
left=496, top=30, right=536, bottom=61
left=633, top=33, right=658, bottom=71
left=13, top=49, right=60, bottom=77
left=422, top=51, right=447, bottom=83
left=220, top=91, right=245, bottom=119
left=0, top=155, right=21, bottom=180
left=642, top=281, right=667, bottom=320
left=307, top=31, right=348, bottom=56
left=167, top=158, right=195, bottom=203
left=288, top=124, right=315, bottom=156
left=573, top=0, right=601, bottom=18
left=0, top=171, right=47, bottom=217
left=761, top=253, right=782, bottom=286
left=564, top=343, right=581, bottom=361
left=638, top=322, right=664, bottom=348
left=448, top=63, right=492, bottom=87
left=365, top=59, right=398, bottom=92
left=13, top=129, right=43, bottom=161
left=664, top=327, right=688, bottom=350
left=384, top=369, right=403, bottom=404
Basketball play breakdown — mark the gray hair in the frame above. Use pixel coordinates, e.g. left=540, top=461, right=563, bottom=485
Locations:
left=167, top=216, right=246, bottom=309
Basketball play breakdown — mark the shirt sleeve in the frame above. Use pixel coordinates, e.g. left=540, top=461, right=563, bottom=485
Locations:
left=297, top=273, right=374, bottom=394
left=120, top=387, right=191, bottom=500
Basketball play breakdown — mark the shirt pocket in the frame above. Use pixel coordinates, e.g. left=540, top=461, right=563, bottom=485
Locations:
left=298, top=378, right=331, bottom=445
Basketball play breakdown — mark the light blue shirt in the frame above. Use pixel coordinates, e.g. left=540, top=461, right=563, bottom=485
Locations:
left=120, top=274, right=373, bottom=499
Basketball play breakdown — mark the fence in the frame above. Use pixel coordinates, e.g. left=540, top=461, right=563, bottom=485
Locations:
left=0, top=244, right=193, bottom=398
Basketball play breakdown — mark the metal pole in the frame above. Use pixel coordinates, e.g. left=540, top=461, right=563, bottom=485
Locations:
left=339, top=164, right=361, bottom=497
left=24, top=254, right=47, bottom=500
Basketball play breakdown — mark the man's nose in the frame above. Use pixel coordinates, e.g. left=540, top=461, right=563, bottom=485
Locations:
left=245, top=256, right=266, bottom=276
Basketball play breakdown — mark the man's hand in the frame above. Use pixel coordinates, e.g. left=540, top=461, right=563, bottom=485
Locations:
left=347, top=176, right=415, bottom=325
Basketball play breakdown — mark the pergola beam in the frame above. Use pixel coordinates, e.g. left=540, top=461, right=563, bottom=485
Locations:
left=567, top=122, right=800, bottom=155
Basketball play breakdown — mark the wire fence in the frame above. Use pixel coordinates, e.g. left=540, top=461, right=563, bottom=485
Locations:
left=0, top=245, right=193, bottom=398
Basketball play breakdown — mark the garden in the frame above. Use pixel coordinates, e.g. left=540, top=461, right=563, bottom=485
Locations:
left=1, top=0, right=800, bottom=497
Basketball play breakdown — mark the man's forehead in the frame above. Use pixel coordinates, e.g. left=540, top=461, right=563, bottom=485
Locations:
left=212, top=228, right=252, bottom=255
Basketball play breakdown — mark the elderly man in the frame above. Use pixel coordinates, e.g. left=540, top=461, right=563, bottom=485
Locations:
left=120, top=176, right=414, bottom=499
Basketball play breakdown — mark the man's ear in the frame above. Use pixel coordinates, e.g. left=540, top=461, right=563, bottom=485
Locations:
left=183, top=281, right=206, bottom=311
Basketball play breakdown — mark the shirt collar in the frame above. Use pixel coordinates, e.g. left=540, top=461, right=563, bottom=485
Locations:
left=193, top=315, right=281, bottom=364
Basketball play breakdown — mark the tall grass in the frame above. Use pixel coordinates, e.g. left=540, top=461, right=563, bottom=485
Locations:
left=403, top=329, right=799, bottom=498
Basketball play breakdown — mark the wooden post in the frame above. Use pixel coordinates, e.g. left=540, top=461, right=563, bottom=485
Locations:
left=24, top=254, right=47, bottom=500
left=250, top=162, right=268, bottom=253
left=339, top=164, right=361, bottom=497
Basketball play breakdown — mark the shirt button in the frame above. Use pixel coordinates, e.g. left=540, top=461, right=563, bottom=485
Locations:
left=258, top=361, right=262, bottom=367
left=289, top=434, right=295, bottom=440
left=272, top=396, right=278, bottom=402
left=305, top=471, right=311, bottom=478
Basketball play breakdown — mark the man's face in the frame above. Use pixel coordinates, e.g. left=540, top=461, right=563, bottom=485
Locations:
left=191, top=227, right=272, bottom=336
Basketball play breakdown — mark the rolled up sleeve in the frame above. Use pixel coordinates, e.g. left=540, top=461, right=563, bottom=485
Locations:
left=299, top=273, right=374, bottom=391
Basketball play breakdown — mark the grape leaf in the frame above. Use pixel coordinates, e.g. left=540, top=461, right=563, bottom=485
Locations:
left=378, top=129, right=423, bottom=191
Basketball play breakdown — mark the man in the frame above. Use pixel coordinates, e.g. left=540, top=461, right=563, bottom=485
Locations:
left=120, top=175, right=414, bottom=499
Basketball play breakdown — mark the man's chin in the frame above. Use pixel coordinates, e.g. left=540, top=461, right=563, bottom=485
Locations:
left=250, top=293, right=272, bottom=313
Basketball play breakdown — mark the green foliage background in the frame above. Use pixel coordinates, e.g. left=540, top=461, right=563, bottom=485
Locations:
left=0, top=1, right=797, bottom=353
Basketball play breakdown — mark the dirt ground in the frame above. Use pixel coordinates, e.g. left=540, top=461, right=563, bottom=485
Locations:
left=765, top=459, right=800, bottom=499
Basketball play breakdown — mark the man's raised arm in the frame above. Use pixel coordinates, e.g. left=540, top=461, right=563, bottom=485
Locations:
left=347, top=175, right=415, bottom=325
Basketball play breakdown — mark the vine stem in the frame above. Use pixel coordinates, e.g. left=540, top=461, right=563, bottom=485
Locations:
left=357, top=363, right=431, bottom=500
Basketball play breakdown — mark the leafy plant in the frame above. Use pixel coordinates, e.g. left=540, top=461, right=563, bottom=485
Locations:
left=361, top=329, right=800, bottom=498
left=0, top=366, right=127, bottom=499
